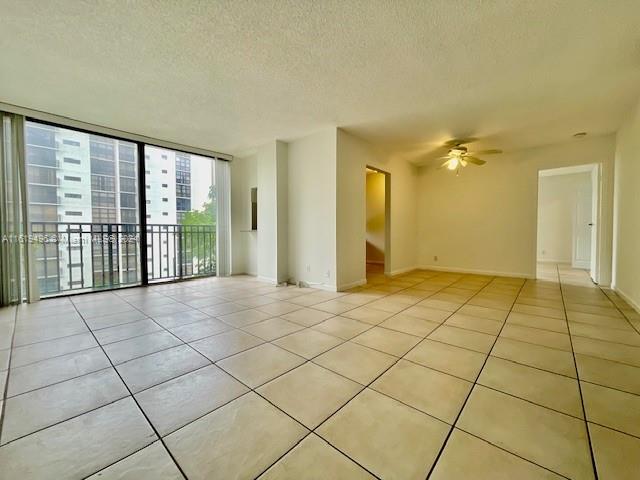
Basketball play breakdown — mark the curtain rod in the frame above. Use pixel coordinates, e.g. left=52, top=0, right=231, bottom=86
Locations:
left=0, top=101, right=233, bottom=161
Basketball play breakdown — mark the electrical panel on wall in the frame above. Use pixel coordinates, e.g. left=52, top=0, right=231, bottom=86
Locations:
left=251, top=187, right=258, bottom=231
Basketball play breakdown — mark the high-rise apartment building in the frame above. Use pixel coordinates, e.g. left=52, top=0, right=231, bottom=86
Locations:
left=143, top=146, right=195, bottom=279
left=25, top=122, right=194, bottom=295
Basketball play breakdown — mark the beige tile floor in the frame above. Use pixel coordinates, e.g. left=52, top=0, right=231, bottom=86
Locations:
left=0, top=264, right=639, bottom=479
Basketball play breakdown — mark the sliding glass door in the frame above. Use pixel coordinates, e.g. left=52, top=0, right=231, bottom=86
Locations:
left=25, top=120, right=141, bottom=296
left=143, top=146, right=216, bottom=283
left=21, top=120, right=223, bottom=298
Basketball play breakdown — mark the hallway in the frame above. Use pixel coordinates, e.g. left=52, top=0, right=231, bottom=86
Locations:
left=537, top=263, right=598, bottom=285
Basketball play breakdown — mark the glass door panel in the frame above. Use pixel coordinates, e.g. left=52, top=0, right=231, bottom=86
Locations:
left=143, top=146, right=216, bottom=282
left=25, top=120, right=141, bottom=296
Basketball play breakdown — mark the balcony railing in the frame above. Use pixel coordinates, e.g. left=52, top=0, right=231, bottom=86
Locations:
left=30, top=222, right=216, bottom=297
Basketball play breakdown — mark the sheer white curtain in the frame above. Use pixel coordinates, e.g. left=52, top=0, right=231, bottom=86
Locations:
left=0, top=112, right=32, bottom=305
left=215, top=158, right=231, bottom=276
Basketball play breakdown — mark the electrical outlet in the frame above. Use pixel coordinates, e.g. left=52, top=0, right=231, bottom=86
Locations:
left=326, top=270, right=331, bottom=278
left=433, top=255, right=438, bottom=262
left=306, top=264, right=311, bottom=273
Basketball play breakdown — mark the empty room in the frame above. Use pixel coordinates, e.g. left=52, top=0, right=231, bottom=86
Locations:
left=1, top=1, right=640, bottom=479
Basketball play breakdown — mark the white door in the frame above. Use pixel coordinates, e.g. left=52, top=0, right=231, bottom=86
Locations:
left=572, top=178, right=592, bottom=270
left=589, top=166, right=599, bottom=282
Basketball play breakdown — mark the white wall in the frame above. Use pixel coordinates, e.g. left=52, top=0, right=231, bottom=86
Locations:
left=254, top=141, right=289, bottom=283
left=613, top=99, right=640, bottom=310
left=231, top=130, right=337, bottom=289
left=287, top=128, right=338, bottom=289
left=231, top=129, right=418, bottom=290
left=336, top=129, right=419, bottom=289
left=366, top=172, right=385, bottom=264
left=537, top=172, right=591, bottom=263
left=256, top=143, right=277, bottom=281
left=417, top=135, right=616, bottom=281
left=230, top=153, right=257, bottom=275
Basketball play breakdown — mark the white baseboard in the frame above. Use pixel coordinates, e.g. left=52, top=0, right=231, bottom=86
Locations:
left=388, top=265, right=420, bottom=276
left=289, top=278, right=338, bottom=292
left=258, top=275, right=339, bottom=291
left=537, top=258, right=570, bottom=264
left=311, top=283, right=339, bottom=292
left=257, top=276, right=277, bottom=284
left=338, top=278, right=367, bottom=292
left=232, top=270, right=258, bottom=276
left=419, top=264, right=535, bottom=279
left=613, top=286, right=640, bottom=314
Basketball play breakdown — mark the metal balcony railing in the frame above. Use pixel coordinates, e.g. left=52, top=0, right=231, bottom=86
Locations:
left=30, top=222, right=216, bottom=297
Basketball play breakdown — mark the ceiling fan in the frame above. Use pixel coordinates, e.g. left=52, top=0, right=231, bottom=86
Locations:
left=438, top=139, right=502, bottom=175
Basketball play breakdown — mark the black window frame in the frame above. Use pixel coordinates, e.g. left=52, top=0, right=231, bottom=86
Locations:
left=25, top=117, right=224, bottom=289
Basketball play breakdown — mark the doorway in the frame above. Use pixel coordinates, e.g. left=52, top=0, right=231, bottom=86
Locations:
left=365, top=166, right=390, bottom=277
left=536, top=164, right=600, bottom=283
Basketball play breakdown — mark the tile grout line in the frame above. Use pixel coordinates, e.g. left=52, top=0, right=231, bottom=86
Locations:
left=191, top=344, right=383, bottom=480
left=98, top=274, right=640, bottom=477
left=121, top=274, right=516, bottom=478
left=10, top=277, right=639, bottom=443
left=9, top=343, right=100, bottom=368
left=228, top=371, right=381, bottom=479
left=252, top=287, right=454, bottom=478
left=66, top=298, right=190, bottom=480
left=2, top=393, right=131, bottom=447
left=424, top=276, right=530, bottom=479
left=251, top=272, right=470, bottom=479
left=79, top=439, right=176, bottom=480
left=556, top=264, right=599, bottom=480
left=115, top=278, right=396, bottom=479
left=4, top=365, right=115, bottom=400
left=8, top=278, right=440, bottom=353
left=279, top=275, right=525, bottom=478
left=5, top=273, right=439, bottom=478
left=583, top=419, right=640, bottom=442
left=396, top=329, right=640, bottom=399
left=453, top=426, right=573, bottom=480
left=597, top=286, right=640, bottom=337
left=5, top=271, right=603, bottom=479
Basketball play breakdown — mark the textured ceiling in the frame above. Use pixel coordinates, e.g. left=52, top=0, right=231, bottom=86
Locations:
left=1, top=0, right=639, bottom=161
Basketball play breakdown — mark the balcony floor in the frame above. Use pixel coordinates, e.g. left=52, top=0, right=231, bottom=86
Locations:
left=0, top=267, right=639, bottom=479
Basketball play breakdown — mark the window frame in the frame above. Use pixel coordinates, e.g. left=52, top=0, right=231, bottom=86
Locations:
left=25, top=117, right=224, bottom=289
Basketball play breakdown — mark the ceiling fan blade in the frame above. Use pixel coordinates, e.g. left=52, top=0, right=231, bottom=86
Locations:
left=468, top=149, right=502, bottom=155
left=464, top=156, right=486, bottom=166
left=438, top=159, right=451, bottom=169
left=444, top=137, right=477, bottom=148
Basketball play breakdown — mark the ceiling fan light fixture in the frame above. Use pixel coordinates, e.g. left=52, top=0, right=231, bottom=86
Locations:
left=439, top=139, right=500, bottom=173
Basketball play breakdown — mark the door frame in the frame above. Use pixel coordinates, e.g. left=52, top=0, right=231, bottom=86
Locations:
left=536, top=163, right=601, bottom=283
left=588, top=164, right=600, bottom=282
left=365, top=165, right=391, bottom=275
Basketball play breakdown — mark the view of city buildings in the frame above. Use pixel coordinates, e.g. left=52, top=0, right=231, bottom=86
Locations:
left=25, top=121, right=214, bottom=296
left=144, top=146, right=214, bottom=281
